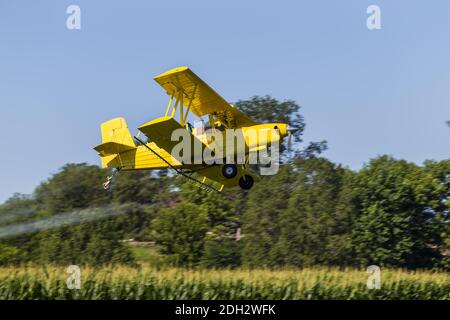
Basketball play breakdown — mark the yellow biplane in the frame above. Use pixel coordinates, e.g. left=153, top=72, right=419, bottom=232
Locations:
left=94, top=67, right=296, bottom=192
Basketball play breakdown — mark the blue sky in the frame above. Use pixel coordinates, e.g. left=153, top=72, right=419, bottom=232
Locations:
left=0, top=0, right=449, bottom=203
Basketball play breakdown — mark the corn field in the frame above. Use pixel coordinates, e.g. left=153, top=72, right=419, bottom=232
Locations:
left=0, top=266, right=448, bottom=300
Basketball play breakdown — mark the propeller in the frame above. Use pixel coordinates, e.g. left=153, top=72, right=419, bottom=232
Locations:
left=286, top=126, right=300, bottom=152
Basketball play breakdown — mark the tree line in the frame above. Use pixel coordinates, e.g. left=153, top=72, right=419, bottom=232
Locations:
left=0, top=96, right=448, bottom=270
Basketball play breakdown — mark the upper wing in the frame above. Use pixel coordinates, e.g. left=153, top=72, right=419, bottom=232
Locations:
left=154, top=66, right=259, bottom=128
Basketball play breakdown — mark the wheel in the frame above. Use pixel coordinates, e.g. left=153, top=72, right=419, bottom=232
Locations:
left=222, top=164, right=238, bottom=179
left=239, top=175, right=254, bottom=190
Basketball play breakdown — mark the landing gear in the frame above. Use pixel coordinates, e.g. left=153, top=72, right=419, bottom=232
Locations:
left=222, top=164, right=238, bottom=179
left=239, top=175, right=254, bottom=190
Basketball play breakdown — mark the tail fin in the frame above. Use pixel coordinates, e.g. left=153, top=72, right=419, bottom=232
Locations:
left=94, top=117, right=136, bottom=168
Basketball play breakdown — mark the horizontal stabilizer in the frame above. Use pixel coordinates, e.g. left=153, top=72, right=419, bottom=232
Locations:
left=94, top=142, right=136, bottom=157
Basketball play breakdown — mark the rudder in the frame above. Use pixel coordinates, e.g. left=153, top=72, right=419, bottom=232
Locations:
left=94, top=117, right=136, bottom=168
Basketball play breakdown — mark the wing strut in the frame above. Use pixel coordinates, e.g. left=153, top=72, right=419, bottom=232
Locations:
left=133, top=136, right=222, bottom=193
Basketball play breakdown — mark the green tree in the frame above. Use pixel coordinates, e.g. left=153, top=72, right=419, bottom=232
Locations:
left=178, top=182, right=241, bottom=238
left=0, top=193, right=37, bottom=225
left=276, top=158, right=357, bottom=267
left=421, top=159, right=450, bottom=269
left=148, top=180, right=245, bottom=268
left=30, top=215, right=135, bottom=265
left=235, top=95, right=305, bottom=130
left=351, top=156, right=448, bottom=269
left=241, top=158, right=357, bottom=267
left=201, top=238, right=242, bottom=268
left=112, top=171, right=165, bottom=205
left=151, top=202, right=208, bottom=266
left=241, top=165, right=296, bottom=267
left=35, top=163, right=110, bottom=214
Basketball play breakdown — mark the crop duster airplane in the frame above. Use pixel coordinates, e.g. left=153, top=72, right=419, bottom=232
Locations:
left=94, top=67, right=297, bottom=192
